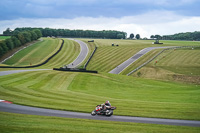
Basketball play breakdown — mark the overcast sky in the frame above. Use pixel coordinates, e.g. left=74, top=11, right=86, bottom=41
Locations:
left=0, top=0, right=200, bottom=38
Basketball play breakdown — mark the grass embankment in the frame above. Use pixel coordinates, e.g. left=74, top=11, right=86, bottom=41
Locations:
left=2, top=38, right=60, bottom=66
left=38, top=39, right=80, bottom=69
left=81, top=39, right=200, bottom=73
left=0, top=70, right=199, bottom=120
left=0, top=36, right=10, bottom=40
left=129, top=47, right=200, bottom=83
left=120, top=49, right=162, bottom=75
left=0, top=38, right=80, bottom=69
left=81, top=39, right=153, bottom=72
left=0, top=112, right=199, bottom=133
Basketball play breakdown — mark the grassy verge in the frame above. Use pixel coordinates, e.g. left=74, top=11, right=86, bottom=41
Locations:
left=0, top=70, right=199, bottom=120
left=0, top=112, right=199, bottom=133
left=120, top=49, right=162, bottom=75
left=130, top=47, right=200, bottom=83
left=151, top=47, right=200, bottom=75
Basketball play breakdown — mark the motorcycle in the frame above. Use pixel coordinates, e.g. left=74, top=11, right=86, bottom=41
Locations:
left=91, top=105, right=116, bottom=116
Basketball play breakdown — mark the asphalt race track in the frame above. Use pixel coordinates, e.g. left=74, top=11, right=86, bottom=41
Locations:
left=67, top=39, right=89, bottom=68
left=0, top=102, right=200, bottom=127
left=109, top=46, right=177, bottom=74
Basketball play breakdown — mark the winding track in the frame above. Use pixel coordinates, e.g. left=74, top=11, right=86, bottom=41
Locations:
left=0, top=70, right=200, bottom=127
left=0, top=43, right=200, bottom=127
left=67, top=39, right=89, bottom=68
left=109, top=46, right=177, bottom=74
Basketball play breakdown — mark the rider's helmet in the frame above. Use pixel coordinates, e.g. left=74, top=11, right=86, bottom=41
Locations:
left=105, top=100, right=111, bottom=106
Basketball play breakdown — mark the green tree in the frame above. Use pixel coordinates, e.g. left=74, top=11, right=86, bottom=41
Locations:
left=136, top=34, right=140, bottom=39
left=17, top=32, right=26, bottom=44
left=11, top=36, right=21, bottom=47
left=117, top=34, right=124, bottom=39
left=34, top=29, right=42, bottom=39
left=0, top=45, right=4, bottom=57
left=154, top=35, right=161, bottom=40
left=150, top=35, right=155, bottom=39
left=30, top=31, right=38, bottom=41
left=12, top=30, right=20, bottom=37
left=3, top=28, right=12, bottom=36
left=5, top=38, right=14, bottom=50
left=0, top=41, right=9, bottom=54
left=130, top=33, right=134, bottom=39
left=22, top=31, right=31, bottom=43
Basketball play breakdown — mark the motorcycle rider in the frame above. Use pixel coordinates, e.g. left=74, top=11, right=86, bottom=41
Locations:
left=98, top=101, right=111, bottom=111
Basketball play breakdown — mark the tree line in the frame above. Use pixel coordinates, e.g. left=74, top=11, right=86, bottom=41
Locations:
left=0, top=27, right=127, bottom=58
left=150, top=31, right=200, bottom=41
left=4, top=27, right=127, bottom=39
left=0, top=28, right=42, bottom=57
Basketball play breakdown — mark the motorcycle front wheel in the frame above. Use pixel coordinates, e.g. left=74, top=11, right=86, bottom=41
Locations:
left=91, top=110, right=96, bottom=116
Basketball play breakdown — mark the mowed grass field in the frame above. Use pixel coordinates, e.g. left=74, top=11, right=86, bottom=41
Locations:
left=1, top=38, right=80, bottom=69
left=0, top=70, right=199, bottom=120
left=81, top=39, right=200, bottom=73
left=81, top=39, right=154, bottom=72
left=152, top=47, right=200, bottom=75
left=38, top=39, right=80, bottom=69
left=120, top=49, right=162, bottom=75
left=129, top=47, right=200, bottom=83
left=0, top=112, right=199, bottom=133
left=2, top=38, right=61, bottom=66
left=0, top=38, right=200, bottom=132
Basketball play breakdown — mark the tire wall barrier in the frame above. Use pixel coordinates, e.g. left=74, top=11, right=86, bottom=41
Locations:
left=127, top=46, right=200, bottom=76
left=53, top=68, right=98, bottom=73
left=84, top=46, right=97, bottom=69
left=0, top=39, right=64, bottom=68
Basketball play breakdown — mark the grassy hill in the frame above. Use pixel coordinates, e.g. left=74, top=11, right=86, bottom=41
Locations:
left=0, top=70, right=199, bottom=120
left=128, top=47, right=200, bottom=84
left=1, top=38, right=81, bottom=69
left=2, top=38, right=61, bottom=66
left=81, top=39, right=200, bottom=73
left=37, top=38, right=81, bottom=69
left=0, top=38, right=200, bottom=132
